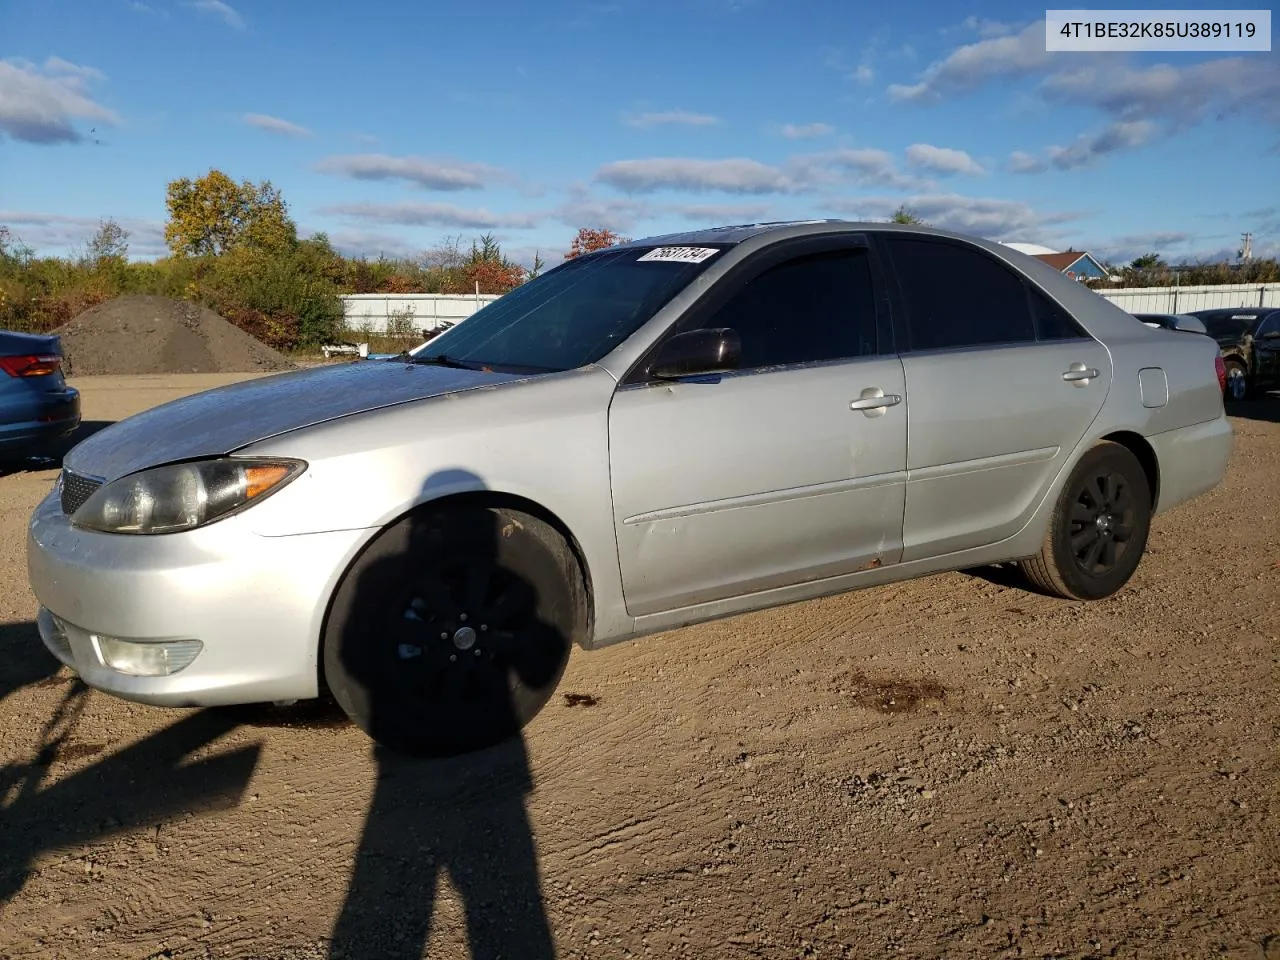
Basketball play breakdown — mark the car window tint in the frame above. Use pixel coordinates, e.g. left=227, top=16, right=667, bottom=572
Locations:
left=1030, top=289, right=1089, bottom=340
left=1256, top=312, right=1280, bottom=336
left=699, top=248, right=876, bottom=368
left=884, top=237, right=1035, bottom=351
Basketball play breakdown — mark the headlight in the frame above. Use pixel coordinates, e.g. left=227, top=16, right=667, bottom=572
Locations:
left=71, top=458, right=306, bottom=535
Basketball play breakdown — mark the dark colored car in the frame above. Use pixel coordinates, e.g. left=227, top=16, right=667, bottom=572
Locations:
left=1187, top=307, right=1280, bottom=401
left=0, top=330, right=81, bottom=461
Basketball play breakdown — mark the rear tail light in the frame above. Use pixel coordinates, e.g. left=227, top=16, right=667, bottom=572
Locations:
left=0, top=354, right=62, bottom=377
left=1214, top=355, right=1226, bottom=395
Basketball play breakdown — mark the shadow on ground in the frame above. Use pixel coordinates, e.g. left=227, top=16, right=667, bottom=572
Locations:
left=0, top=621, right=262, bottom=906
left=327, top=468, right=561, bottom=959
left=0, top=420, right=114, bottom=476
left=1225, top=393, right=1280, bottom=424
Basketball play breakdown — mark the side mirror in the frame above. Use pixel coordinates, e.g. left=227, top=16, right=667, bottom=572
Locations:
left=651, top=328, right=741, bottom=379
left=1170, top=314, right=1207, bottom=335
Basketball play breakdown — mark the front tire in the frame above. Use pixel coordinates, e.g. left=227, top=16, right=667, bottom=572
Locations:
left=323, top=505, right=587, bottom=756
left=1019, top=441, right=1152, bottom=601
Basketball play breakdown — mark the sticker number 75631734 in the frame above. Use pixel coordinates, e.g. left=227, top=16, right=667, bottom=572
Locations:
left=636, top=246, right=720, bottom=264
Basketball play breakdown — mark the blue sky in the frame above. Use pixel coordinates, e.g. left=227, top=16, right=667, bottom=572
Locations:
left=1, top=0, right=1277, bottom=267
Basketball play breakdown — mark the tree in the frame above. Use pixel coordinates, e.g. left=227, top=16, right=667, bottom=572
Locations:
left=164, top=169, right=297, bottom=256
left=1128, top=252, right=1165, bottom=270
left=87, top=218, right=129, bottom=263
left=528, top=251, right=545, bottom=279
left=890, top=204, right=925, bottom=225
left=463, top=232, right=526, bottom=293
left=564, top=227, right=623, bottom=260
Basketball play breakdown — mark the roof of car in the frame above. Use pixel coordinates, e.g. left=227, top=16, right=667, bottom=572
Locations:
left=1190, top=307, right=1273, bottom=318
left=617, top=218, right=1011, bottom=249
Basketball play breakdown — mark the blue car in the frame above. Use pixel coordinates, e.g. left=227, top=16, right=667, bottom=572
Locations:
left=0, top=329, right=81, bottom=460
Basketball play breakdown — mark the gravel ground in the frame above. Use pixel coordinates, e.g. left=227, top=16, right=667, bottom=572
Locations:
left=55, top=296, right=296, bottom=376
left=0, top=375, right=1276, bottom=960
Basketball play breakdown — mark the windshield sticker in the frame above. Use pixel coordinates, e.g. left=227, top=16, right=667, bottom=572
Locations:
left=637, top=246, right=720, bottom=264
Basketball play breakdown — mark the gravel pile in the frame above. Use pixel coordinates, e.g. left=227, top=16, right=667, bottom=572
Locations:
left=56, top=294, right=296, bottom=376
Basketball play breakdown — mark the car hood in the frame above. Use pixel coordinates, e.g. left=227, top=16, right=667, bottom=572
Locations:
left=64, top=360, right=530, bottom=481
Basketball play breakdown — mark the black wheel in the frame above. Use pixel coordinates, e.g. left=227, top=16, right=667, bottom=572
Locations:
left=1019, top=440, right=1152, bottom=601
left=323, top=505, right=587, bottom=756
left=1223, top=360, right=1250, bottom=402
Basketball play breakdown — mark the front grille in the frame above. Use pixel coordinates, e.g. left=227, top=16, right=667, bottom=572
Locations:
left=60, top=470, right=102, bottom=515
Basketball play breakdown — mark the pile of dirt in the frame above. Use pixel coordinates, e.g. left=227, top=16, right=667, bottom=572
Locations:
left=55, top=294, right=297, bottom=376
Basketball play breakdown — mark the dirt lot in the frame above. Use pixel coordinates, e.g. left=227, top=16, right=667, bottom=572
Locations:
left=1, top=375, right=1276, bottom=960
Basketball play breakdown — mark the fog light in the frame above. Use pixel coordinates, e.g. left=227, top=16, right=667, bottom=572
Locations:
left=94, top=636, right=203, bottom=677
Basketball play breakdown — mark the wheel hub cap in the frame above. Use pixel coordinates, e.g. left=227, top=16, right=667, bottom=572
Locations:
left=452, top=625, right=477, bottom=650
left=1096, top=513, right=1113, bottom=533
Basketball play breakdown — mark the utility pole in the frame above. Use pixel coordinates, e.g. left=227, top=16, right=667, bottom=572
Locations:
left=1240, top=232, right=1253, bottom=263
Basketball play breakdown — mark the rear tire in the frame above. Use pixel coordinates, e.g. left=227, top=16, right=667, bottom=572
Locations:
left=1019, top=441, right=1152, bottom=601
left=1224, top=360, right=1251, bottom=402
left=323, top=505, right=586, bottom=756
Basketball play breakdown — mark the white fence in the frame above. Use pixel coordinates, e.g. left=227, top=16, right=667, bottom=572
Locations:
left=340, top=282, right=1279, bottom=335
left=1096, top=282, right=1279, bottom=314
left=340, top=293, right=501, bottom=334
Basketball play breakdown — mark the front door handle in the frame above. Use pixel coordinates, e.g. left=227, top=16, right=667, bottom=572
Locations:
left=1062, top=363, right=1100, bottom=384
left=850, top=387, right=902, bottom=416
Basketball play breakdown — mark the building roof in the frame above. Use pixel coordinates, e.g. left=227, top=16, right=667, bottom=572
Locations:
left=1002, top=242, right=1059, bottom=256
left=1033, top=252, right=1092, bottom=271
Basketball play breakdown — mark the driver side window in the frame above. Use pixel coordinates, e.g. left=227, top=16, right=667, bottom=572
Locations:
left=698, top=248, right=878, bottom=369
left=1257, top=312, right=1280, bottom=337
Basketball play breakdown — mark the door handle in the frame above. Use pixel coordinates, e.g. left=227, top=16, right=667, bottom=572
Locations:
left=850, top=395, right=901, bottom=410
left=850, top=388, right=901, bottom=414
left=1062, top=364, right=1100, bottom=384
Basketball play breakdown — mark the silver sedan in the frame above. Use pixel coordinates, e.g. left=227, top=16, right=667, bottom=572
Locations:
left=27, top=221, right=1233, bottom=755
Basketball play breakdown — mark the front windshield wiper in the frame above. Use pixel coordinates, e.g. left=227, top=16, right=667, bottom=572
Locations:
left=408, top=353, right=478, bottom=370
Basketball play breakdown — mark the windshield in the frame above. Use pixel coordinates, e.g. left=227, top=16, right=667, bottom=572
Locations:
left=414, top=244, right=727, bottom=372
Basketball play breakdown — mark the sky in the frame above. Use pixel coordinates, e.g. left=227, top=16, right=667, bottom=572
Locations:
left=1, top=0, right=1277, bottom=268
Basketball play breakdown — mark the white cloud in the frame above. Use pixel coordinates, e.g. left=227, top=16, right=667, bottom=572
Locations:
left=555, top=185, right=652, bottom=232
left=852, top=64, right=875, bottom=85
left=595, top=157, right=794, bottom=194
left=890, top=19, right=1280, bottom=132
left=188, top=0, right=244, bottom=29
left=624, top=110, right=720, bottom=129
left=794, top=148, right=933, bottom=190
left=889, top=21, right=1050, bottom=102
left=904, top=143, right=985, bottom=176
left=825, top=192, right=1084, bottom=242
left=0, top=211, right=166, bottom=258
left=314, top=153, right=509, bottom=191
left=0, top=57, right=117, bottom=144
left=666, top=202, right=774, bottom=221
left=1045, top=120, right=1156, bottom=169
left=595, top=149, right=930, bottom=195
left=1007, top=150, right=1047, bottom=174
left=779, top=122, right=834, bottom=140
left=242, top=113, right=312, bottom=138
left=318, top=201, right=543, bottom=230
left=1043, top=57, right=1280, bottom=126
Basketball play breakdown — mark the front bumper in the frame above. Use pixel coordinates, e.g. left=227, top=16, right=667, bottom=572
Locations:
left=27, top=487, right=371, bottom=707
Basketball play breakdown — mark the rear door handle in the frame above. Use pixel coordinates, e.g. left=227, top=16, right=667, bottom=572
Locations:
left=850, top=388, right=901, bottom=416
left=1062, top=364, right=1100, bottom=383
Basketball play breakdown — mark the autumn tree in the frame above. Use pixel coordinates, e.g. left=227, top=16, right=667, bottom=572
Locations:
left=87, top=218, right=129, bottom=264
left=463, top=233, right=527, bottom=294
left=564, top=227, right=623, bottom=259
left=164, top=169, right=297, bottom=256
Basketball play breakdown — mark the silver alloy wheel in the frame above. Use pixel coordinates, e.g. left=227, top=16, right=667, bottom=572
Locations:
left=1226, top=366, right=1247, bottom=401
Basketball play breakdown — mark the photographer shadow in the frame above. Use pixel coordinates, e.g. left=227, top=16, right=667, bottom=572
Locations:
left=328, top=469, right=561, bottom=960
